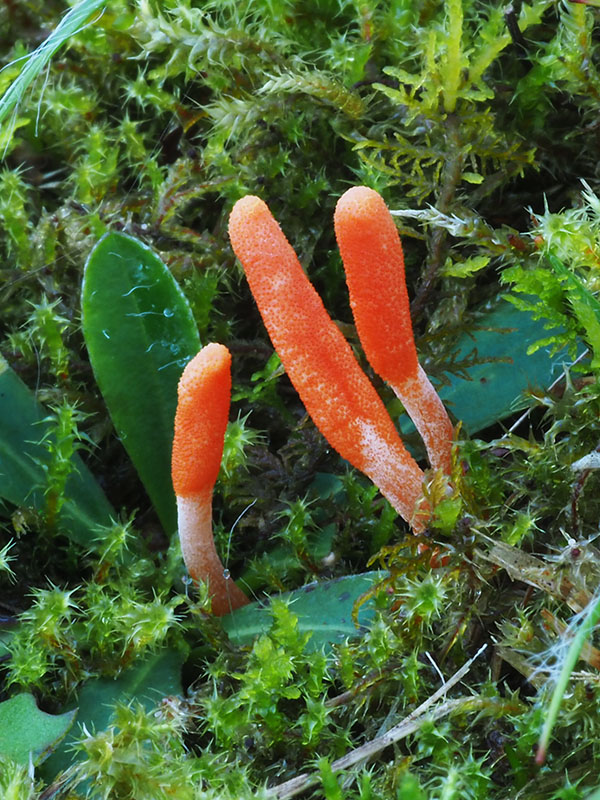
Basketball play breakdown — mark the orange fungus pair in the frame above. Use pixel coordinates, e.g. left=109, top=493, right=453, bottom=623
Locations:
left=171, top=187, right=453, bottom=615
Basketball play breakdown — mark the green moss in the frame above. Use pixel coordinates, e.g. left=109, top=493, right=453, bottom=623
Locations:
left=4, top=0, right=600, bottom=796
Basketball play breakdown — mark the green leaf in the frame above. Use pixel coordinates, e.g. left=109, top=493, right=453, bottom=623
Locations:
left=461, top=172, right=484, bottom=184
left=0, top=693, right=76, bottom=766
left=82, top=232, right=201, bottom=535
left=40, top=647, right=187, bottom=779
left=442, top=255, right=490, bottom=278
left=0, top=355, right=114, bottom=545
left=426, top=300, right=576, bottom=436
left=223, top=571, right=384, bottom=651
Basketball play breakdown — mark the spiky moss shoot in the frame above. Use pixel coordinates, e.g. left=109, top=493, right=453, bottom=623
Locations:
left=0, top=540, right=16, bottom=581
left=92, top=516, right=136, bottom=575
left=22, top=585, right=78, bottom=645
left=70, top=124, right=120, bottom=205
left=317, top=758, right=343, bottom=800
left=39, top=400, right=92, bottom=530
left=9, top=296, right=72, bottom=382
left=364, top=615, right=402, bottom=669
left=275, top=497, right=317, bottom=556
left=402, top=574, right=447, bottom=626
left=0, top=168, right=33, bottom=266
left=220, top=413, right=263, bottom=481
left=200, top=600, right=335, bottom=759
left=5, top=567, right=185, bottom=694
left=6, top=585, right=80, bottom=690
left=0, top=755, right=34, bottom=800
left=73, top=702, right=210, bottom=800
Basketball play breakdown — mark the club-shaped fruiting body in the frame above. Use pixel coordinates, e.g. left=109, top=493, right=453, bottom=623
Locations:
left=228, top=195, right=428, bottom=531
left=172, top=343, right=249, bottom=616
left=334, top=186, right=454, bottom=474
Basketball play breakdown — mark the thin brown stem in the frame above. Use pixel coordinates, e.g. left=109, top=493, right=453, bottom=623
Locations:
left=411, top=114, right=464, bottom=320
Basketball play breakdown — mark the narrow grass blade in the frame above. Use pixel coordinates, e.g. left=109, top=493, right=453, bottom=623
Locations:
left=536, top=593, right=600, bottom=764
left=0, top=0, right=105, bottom=127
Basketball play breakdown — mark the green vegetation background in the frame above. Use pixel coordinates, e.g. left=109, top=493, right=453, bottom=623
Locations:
left=3, top=0, right=600, bottom=798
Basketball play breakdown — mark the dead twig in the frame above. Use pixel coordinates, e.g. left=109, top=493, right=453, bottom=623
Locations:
left=265, top=643, right=488, bottom=799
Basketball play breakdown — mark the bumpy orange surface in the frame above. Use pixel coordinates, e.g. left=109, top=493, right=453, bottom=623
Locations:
left=334, top=186, right=418, bottom=383
left=229, top=195, right=426, bottom=526
left=171, top=343, right=231, bottom=497
left=335, top=186, right=453, bottom=474
left=172, top=344, right=249, bottom=614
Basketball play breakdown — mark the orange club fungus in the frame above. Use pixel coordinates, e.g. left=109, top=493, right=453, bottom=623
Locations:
left=334, top=186, right=454, bottom=474
left=171, top=343, right=250, bottom=616
left=172, top=187, right=454, bottom=614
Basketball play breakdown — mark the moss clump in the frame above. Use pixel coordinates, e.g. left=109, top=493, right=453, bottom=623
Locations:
left=3, top=0, right=600, bottom=798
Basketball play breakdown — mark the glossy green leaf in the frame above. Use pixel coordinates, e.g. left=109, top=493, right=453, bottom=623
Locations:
left=399, top=300, right=575, bottom=441
left=223, top=571, right=385, bottom=651
left=82, top=232, right=201, bottom=535
left=76, top=647, right=186, bottom=729
left=0, top=693, right=76, bottom=766
left=439, top=300, right=575, bottom=434
left=40, top=647, right=186, bottom=779
left=0, top=355, right=114, bottom=545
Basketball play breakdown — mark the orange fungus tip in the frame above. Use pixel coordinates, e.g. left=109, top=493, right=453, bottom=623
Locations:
left=334, top=185, right=418, bottom=383
left=171, top=342, right=232, bottom=498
